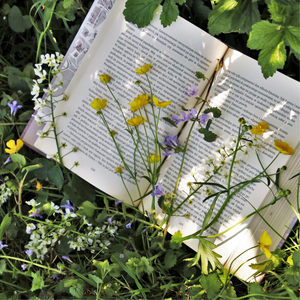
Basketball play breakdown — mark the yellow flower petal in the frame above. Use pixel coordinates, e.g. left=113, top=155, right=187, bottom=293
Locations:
left=258, top=230, right=273, bottom=258
left=126, top=116, right=147, bottom=127
left=100, top=74, right=111, bottom=83
left=129, top=94, right=150, bottom=112
left=153, top=97, right=172, bottom=108
left=90, top=98, right=107, bottom=111
left=149, top=154, right=160, bottom=163
left=136, top=63, right=151, bottom=75
left=250, top=121, right=269, bottom=135
left=5, top=139, right=23, bottom=154
left=274, top=139, right=294, bottom=155
left=36, top=180, right=42, bottom=191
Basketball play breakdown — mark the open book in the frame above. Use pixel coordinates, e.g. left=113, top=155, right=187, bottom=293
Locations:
left=21, top=0, right=300, bottom=281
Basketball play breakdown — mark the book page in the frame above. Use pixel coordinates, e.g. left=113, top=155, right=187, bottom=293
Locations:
left=142, top=49, right=300, bottom=279
left=33, top=0, right=228, bottom=205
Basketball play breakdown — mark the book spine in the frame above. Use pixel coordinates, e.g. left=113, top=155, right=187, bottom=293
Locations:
left=20, top=0, right=116, bottom=148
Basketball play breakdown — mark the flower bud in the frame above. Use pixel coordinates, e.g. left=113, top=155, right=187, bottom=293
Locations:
left=239, top=117, right=246, bottom=124
left=100, top=74, right=111, bottom=84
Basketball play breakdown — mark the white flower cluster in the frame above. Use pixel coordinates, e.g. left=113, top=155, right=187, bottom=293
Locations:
left=31, top=53, right=66, bottom=130
left=24, top=199, right=119, bottom=261
left=0, top=183, right=12, bottom=206
left=25, top=220, right=65, bottom=261
left=68, top=218, right=119, bottom=254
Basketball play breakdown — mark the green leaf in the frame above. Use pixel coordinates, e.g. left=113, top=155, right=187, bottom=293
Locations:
left=71, top=174, right=95, bottom=202
left=196, top=71, right=206, bottom=80
left=0, top=213, right=12, bottom=239
left=2, top=4, right=10, bottom=15
left=10, top=153, right=26, bottom=168
left=247, top=21, right=286, bottom=78
left=198, top=128, right=218, bottom=142
left=31, top=158, right=54, bottom=180
left=48, top=165, right=64, bottom=190
left=285, top=26, right=300, bottom=54
left=55, top=1, right=72, bottom=19
left=0, top=260, right=6, bottom=275
left=221, top=284, right=237, bottom=298
left=6, top=66, right=30, bottom=92
left=285, top=265, right=300, bottom=286
left=19, top=110, right=34, bottom=122
left=248, top=282, right=263, bottom=300
left=63, top=0, right=74, bottom=9
left=123, top=0, right=161, bottom=28
left=79, top=201, right=97, bottom=217
left=31, top=271, right=44, bottom=292
left=164, top=249, right=177, bottom=269
left=22, top=163, right=42, bottom=173
left=170, top=230, right=183, bottom=249
left=193, top=1, right=211, bottom=20
left=88, top=274, right=103, bottom=285
left=272, top=0, right=298, bottom=7
left=269, top=1, right=299, bottom=26
left=69, top=283, right=84, bottom=299
left=292, top=249, right=300, bottom=267
left=0, top=162, right=19, bottom=174
left=208, top=0, right=260, bottom=35
left=204, top=107, right=221, bottom=118
left=250, top=259, right=274, bottom=273
left=163, top=117, right=177, bottom=127
left=200, top=272, right=222, bottom=299
left=8, top=6, right=32, bottom=33
left=160, top=0, right=179, bottom=27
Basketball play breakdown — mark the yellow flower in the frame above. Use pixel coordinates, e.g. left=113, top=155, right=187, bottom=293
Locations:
left=258, top=230, right=272, bottom=258
left=100, top=74, right=111, bottom=83
left=129, top=94, right=150, bottom=112
left=274, top=140, right=294, bottom=155
left=90, top=98, right=107, bottom=111
left=115, top=166, right=124, bottom=173
left=149, top=154, right=160, bottom=163
left=136, top=63, right=151, bottom=75
left=36, top=180, right=42, bottom=191
left=250, top=122, right=269, bottom=135
left=153, top=97, right=172, bottom=109
left=5, top=139, right=23, bottom=154
left=126, top=116, right=147, bottom=127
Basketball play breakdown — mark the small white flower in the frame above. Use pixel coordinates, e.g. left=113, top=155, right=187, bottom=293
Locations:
left=25, top=199, right=40, bottom=207
left=50, top=202, right=60, bottom=213
left=26, top=223, right=36, bottom=234
left=64, top=208, right=77, bottom=219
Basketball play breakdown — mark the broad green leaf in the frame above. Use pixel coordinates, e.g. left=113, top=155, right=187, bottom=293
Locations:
left=200, top=272, right=222, bottom=299
left=258, top=40, right=286, bottom=78
left=0, top=162, right=19, bottom=174
left=79, top=201, right=96, bottom=217
left=63, top=0, right=74, bottom=9
left=0, top=213, right=12, bottom=239
left=3, top=4, right=10, bottom=15
left=198, top=128, right=218, bottom=142
left=204, top=107, right=222, bottom=118
left=248, top=282, right=263, bottom=300
left=247, top=21, right=286, bottom=78
left=6, top=66, right=30, bottom=92
left=208, top=0, right=260, bottom=35
left=10, top=153, right=26, bottom=168
left=221, top=284, right=237, bottom=298
left=164, top=249, right=177, bottom=269
left=31, top=271, right=45, bottom=291
left=269, top=1, right=299, bottom=26
left=160, top=0, right=180, bottom=27
left=22, top=163, right=42, bottom=173
left=63, top=184, right=82, bottom=207
left=55, top=1, right=72, bottom=20
left=48, top=165, right=64, bottom=190
left=189, top=285, right=205, bottom=300
left=285, top=26, right=300, bottom=54
left=31, top=158, right=54, bottom=180
left=8, top=6, right=32, bottom=33
left=170, top=230, right=183, bottom=249
left=88, top=274, right=103, bottom=285
left=19, top=110, right=34, bottom=122
left=123, top=0, right=161, bottom=28
left=273, top=0, right=298, bottom=5
left=292, top=249, right=300, bottom=267
left=284, top=265, right=300, bottom=286
left=64, top=278, right=78, bottom=288
left=69, top=284, right=84, bottom=299
left=0, top=260, right=6, bottom=275
left=71, top=174, right=95, bottom=202
left=193, top=1, right=211, bottom=20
